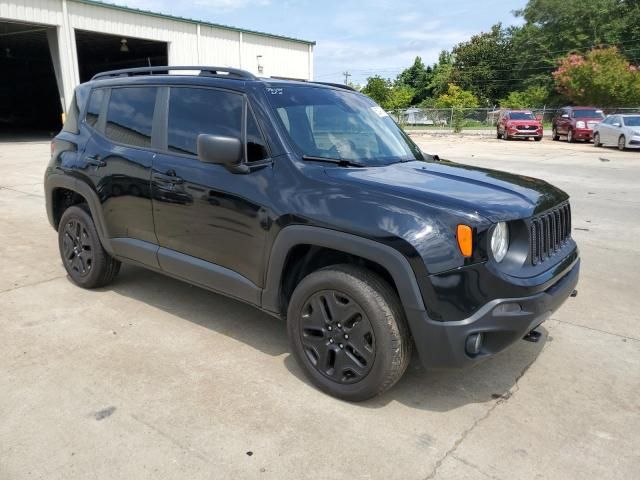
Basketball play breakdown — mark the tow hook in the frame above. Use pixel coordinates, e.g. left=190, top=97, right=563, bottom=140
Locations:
left=523, top=330, right=542, bottom=343
left=570, top=289, right=578, bottom=297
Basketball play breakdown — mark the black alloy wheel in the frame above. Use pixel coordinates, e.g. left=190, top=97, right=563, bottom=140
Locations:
left=299, top=290, right=375, bottom=384
left=61, top=217, right=94, bottom=278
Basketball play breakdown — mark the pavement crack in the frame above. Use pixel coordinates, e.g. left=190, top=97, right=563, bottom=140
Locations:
left=423, top=358, right=537, bottom=480
left=551, top=318, right=639, bottom=342
left=0, top=275, right=66, bottom=295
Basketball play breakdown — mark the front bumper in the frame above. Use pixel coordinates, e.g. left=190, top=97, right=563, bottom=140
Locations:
left=573, top=128, right=593, bottom=140
left=508, top=128, right=543, bottom=138
left=406, top=258, right=580, bottom=369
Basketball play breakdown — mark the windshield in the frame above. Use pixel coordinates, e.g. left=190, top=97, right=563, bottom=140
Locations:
left=623, top=116, right=640, bottom=127
left=509, top=112, right=535, bottom=120
left=266, top=85, right=424, bottom=166
left=574, top=109, right=605, bottom=119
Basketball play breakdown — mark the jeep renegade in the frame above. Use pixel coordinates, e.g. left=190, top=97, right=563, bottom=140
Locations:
left=45, top=66, right=580, bottom=401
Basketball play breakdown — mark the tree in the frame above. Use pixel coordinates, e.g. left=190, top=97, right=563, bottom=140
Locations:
left=552, top=47, right=640, bottom=107
left=361, top=76, right=391, bottom=107
left=452, top=24, right=518, bottom=104
left=396, top=56, right=432, bottom=104
left=427, top=51, right=455, bottom=99
left=499, top=86, right=549, bottom=108
left=434, top=84, right=479, bottom=132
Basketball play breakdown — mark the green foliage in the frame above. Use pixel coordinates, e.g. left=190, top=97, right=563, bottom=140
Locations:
left=396, top=56, right=432, bottom=104
left=434, top=84, right=479, bottom=133
left=360, top=76, right=414, bottom=113
left=428, top=51, right=455, bottom=98
left=553, top=47, right=640, bottom=107
left=452, top=24, right=517, bottom=104
left=499, top=86, right=549, bottom=108
left=361, top=76, right=391, bottom=107
left=434, top=84, right=479, bottom=108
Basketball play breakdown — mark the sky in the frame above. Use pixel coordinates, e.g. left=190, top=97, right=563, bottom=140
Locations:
left=118, top=0, right=528, bottom=85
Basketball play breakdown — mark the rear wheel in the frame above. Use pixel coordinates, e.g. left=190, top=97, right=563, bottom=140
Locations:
left=58, top=205, right=121, bottom=288
left=287, top=264, right=411, bottom=401
left=618, top=135, right=626, bottom=151
left=593, top=132, right=602, bottom=147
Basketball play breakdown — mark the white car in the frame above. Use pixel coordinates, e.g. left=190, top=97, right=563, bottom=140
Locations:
left=593, top=114, right=640, bottom=150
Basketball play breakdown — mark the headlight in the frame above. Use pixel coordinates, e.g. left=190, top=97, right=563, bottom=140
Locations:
left=491, top=222, right=509, bottom=262
left=576, top=121, right=586, bottom=128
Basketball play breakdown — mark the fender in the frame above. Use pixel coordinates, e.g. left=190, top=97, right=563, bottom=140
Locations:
left=44, top=172, right=115, bottom=256
left=261, top=225, right=427, bottom=315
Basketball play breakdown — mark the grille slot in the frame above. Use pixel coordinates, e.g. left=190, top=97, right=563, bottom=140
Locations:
left=530, top=203, right=571, bottom=265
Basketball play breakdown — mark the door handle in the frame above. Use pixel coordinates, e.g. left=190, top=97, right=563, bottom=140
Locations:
left=153, top=171, right=184, bottom=185
left=85, top=154, right=106, bottom=167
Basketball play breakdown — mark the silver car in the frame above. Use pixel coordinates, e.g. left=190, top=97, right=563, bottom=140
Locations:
left=593, top=114, right=640, bottom=150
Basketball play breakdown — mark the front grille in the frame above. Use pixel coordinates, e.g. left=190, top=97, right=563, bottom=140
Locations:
left=529, top=203, right=572, bottom=265
left=587, top=121, right=599, bottom=129
left=516, top=125, right=538, bottom=131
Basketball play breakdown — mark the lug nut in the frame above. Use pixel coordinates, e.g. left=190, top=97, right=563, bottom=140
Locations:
left=339, top=344, right=344, bottom=349
left=337, top=323, right=342, bottom=328
left=344, top=334, right=349, bottom=339
left=329, top=338, right=334, bottom=343
left=327, top=326, right=332, bottom=331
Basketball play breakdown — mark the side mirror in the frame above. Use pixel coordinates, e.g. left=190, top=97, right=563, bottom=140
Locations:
left=612, top=122, right=621, bottom=128
left=197, top=134, right=247, bottom=173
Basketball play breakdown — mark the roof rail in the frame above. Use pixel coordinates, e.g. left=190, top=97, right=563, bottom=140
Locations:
left=92, top=66, right=257, bottom=81
left=311, top=81, right=357, bottom=92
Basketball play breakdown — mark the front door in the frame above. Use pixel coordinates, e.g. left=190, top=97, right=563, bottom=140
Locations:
left=151, top=86, right=272, bottom=291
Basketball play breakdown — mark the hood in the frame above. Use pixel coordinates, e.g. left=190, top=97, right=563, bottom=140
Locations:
left=324, top=160, right=568, bottom=222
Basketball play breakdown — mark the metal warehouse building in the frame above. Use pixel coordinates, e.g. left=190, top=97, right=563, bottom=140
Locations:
left=0, top=0, right=315, bottom=133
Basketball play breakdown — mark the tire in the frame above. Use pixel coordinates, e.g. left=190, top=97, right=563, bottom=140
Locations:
left=58, top=205, right=121, bottom=289
left=287, top=264, right=412, bottom=401
left=552, top=127, right=559, bottom=141
left=496, top=129, right=502, bottom=139
left=534, top=136, right=542, bottom=142
left=593, top=132, right=602, bottom=147
left=618, top=135, right=626, bottom=151
left=503, top=131, right=510, bottom=141
left=567, top=129, right=574, bottom=143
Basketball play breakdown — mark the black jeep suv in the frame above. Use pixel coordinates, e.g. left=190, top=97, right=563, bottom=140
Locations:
left=45, top=66, right=579, bottom=401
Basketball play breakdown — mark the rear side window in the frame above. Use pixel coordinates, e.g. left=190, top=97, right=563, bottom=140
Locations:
left=85, top=88, right=105, bottom=129
left=167, top=87, right=242, bottom=156
left=105, top=87, right=157, bottom=148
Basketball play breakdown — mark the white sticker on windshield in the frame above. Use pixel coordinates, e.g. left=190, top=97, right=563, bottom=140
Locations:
left=371, top=106, right=389, bottom=118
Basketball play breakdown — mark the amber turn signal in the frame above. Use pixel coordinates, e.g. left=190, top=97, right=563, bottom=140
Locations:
left=457, top=224, right=473, bottom=257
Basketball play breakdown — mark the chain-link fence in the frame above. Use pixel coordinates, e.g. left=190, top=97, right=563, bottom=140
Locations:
left=389, top=107, right=640, bottom=130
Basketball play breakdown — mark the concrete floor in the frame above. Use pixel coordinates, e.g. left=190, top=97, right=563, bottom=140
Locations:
left=0, top=137, right=638, bottom=479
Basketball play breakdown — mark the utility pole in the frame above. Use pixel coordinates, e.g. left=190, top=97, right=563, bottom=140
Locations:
left=343, top=71, right=351, bottom=85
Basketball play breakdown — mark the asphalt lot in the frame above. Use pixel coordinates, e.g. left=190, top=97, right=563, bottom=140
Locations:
left=1, top=136, right=639, bottom=479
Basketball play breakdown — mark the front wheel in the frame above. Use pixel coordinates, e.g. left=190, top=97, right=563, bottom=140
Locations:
left=287, top=265, right=412, bottom=401
left=552, top=127, right=559, bottom=141
left=567, top=129, right=575, bottom=143
left=594, top=132, right=602, bottom=147
left=496, top=129, right=502, bottom=139
left=618, top=135, right=626, bottom=151
left=58, top=205, right=121, bottom=288
left=534, top=136, right=542, bottom=142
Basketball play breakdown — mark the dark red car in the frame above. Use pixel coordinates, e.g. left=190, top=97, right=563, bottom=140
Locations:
left=552, top=107, right=605, bottom=142
left=497, top=110, right=543, bottom=141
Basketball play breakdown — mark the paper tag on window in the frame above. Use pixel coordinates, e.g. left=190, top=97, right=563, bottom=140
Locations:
left=371, top=106, right=388, bottom=118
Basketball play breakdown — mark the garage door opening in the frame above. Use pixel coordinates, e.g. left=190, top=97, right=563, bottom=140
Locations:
left=0, top=21, right=62, bottom=136
left=75, top=30, right=168, bottom=82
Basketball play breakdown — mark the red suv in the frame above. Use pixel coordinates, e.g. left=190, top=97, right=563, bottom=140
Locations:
left=552, top=107, right=605, bottom=143
left=497, top=110, right=543, bottom=141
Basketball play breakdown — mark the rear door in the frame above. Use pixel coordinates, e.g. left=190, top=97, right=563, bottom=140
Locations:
left=81, top=86, right=158, bottom=251
left=151, top=85, right=273, bottom=296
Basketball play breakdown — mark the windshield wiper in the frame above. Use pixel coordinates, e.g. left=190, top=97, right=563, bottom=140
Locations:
left=301, top=155, right=366, bottom=168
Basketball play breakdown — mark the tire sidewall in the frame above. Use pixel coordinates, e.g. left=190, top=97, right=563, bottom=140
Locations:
left=618, top=135, right=626, bottom=151
left=287, top=267, right=402, bottom=401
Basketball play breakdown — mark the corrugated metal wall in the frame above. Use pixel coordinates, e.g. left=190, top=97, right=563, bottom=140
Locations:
left=1, top=0, right=314, bottom=113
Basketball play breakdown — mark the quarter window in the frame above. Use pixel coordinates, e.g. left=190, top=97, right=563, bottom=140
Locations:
left=167, top=87, right=243, bottom=156
left=105, top=87, right=157, bottom=148
left=85, top=88, right=105, bottom=129
left=246, top=109, right=269, bottom=162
